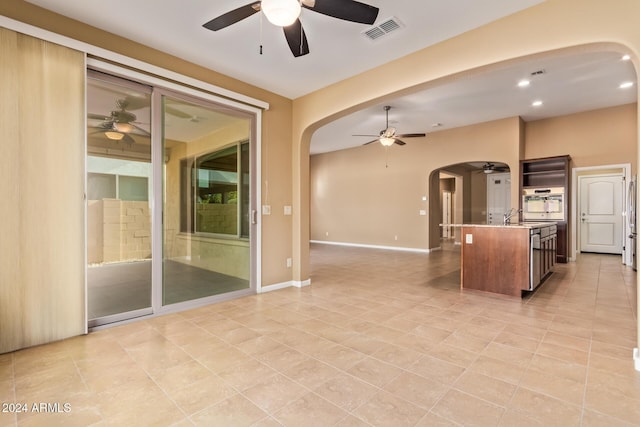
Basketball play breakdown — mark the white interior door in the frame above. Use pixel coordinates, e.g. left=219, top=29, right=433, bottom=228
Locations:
left=579, top=174, right=623, bottom=254
left=487, top=173, right=511, bottom=224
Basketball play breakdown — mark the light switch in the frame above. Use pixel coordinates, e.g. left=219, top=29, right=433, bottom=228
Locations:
left=419, top=210, right=427, bottom=216
left=284, top=205, right=292, bottom=215
left=465, top=233, right=473, bottom=244
left=262, top=205, right=271, bottom=215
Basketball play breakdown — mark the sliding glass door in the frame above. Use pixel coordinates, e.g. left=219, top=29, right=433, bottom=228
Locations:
left=160, top=94, right=253, bottom=306
left=87, top=71, right=256, bottom=327
left=86, top=71, right=153, bottom=326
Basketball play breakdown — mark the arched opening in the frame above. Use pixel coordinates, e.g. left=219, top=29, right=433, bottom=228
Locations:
left=428, top=162, right=511, bottom=249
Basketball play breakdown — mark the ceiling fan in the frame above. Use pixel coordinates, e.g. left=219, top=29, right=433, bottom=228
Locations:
left=355, top=106, right=427, bottom=146
left=202, top=0, right=379, bottom=57
left=88, top=99, right=150, bottom=144
left=482, top=162, right=509, bottom=174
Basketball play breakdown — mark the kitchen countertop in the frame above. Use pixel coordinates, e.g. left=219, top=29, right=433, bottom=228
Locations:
left=443, top=222, right=556, bottom=229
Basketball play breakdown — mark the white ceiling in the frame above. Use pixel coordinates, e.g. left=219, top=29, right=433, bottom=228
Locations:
left=313, top=49, right=637, bottom=154
left=25, top=0, right=638, bottom=155
left=27, top=0, right=544, bottom=98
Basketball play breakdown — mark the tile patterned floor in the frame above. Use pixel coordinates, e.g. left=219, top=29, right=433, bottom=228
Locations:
left=1, top=243, right=638, bottom=426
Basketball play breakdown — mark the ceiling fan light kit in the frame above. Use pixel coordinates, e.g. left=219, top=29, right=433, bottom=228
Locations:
left=88, top=97, right=151, bottom=144
left=355, top=105, right=426, bottom=147
left=261, top=0, right=301, bottom=27
left=380, top=136, right=395, bottom=147
left=104, top=131, right=125, bottom=141
left=113, top=122, right=134, bottom=133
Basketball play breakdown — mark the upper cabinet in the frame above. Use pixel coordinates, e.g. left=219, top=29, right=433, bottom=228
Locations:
left=520, top=155, right=571, bottom=189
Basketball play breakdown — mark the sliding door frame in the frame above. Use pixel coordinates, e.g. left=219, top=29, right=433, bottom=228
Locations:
left=88, top=58, right=263, bottom=326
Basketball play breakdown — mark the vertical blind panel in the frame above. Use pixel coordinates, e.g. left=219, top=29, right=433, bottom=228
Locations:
left=0, top=28, right=85, bottom=353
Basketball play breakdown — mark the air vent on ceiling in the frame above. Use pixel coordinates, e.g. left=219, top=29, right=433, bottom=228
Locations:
left=530, top=69, right=546, bottom=76
left=362, top=17, right=403, bottom=41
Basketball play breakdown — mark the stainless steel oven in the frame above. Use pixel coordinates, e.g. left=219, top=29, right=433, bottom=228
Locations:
left=522, top=187, right=565, bottom=221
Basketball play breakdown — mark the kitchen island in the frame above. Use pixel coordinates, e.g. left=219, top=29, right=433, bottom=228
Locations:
left=449, top=223, right=557, bottom=297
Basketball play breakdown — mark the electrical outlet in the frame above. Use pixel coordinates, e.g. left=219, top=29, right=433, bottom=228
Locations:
left=286, top=258, right=292, bottom=268
left=284, top=205, right=292, bottom=215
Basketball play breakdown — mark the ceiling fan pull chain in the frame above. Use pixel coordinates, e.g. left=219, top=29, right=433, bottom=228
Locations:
left=298, top=0, right=303, bottom=55
left=259, top=10, right=264, bottom=55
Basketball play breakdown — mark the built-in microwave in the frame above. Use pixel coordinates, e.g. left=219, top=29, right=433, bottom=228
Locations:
left=522, top=187, right=565, bottom=221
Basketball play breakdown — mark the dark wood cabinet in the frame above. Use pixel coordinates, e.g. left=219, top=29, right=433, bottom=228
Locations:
left=519, top=155, right=571, bottom=263
left=521, top=155, right=570, bottom=189
left=556, top=221, right=568, bottom=263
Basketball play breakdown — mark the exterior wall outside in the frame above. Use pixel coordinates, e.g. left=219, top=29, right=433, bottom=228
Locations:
left=172, top=235, right=250, bottom=280
left=195, top=204, right=238, bottom=235
left=87, top=200, right=151, bottom=264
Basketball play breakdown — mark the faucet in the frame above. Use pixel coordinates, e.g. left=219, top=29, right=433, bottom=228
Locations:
left=503, top=208, right=521, bottom=225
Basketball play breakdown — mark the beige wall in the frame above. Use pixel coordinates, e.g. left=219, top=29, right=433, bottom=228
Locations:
left=525, top=103, right=637, bottom=171
left=310, top=117, right=522, bottom=250
left=310, top=105, right=636, bottom=252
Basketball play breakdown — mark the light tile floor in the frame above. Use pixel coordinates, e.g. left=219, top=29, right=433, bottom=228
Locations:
left=1, top=243, right=638, bottom=426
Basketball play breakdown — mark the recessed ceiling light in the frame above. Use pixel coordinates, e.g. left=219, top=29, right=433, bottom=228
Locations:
left=622, top=54, right=631, bottom=61
left=518, top=79, right=530, bottom=88
left=619, top=81, right=634, bottom=89
left=532, top=100, right=543, bottom=107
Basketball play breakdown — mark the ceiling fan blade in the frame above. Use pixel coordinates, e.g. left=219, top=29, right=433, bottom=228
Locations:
left=88, top=113, right=110, bottom=121
left=302, top=0, right=379, bottom=25
left=396, top=133, right=426, bottom=138
left=394, top=139, right=407, bottom=146
left=88, top=127, right=109, bottom=135
left=122, top=134, right=136, bottom=145
left=203, top=2, right=261, bottom=31
left=131, top=124, right=151, bottom=136
left=352, top=134, right=379, bottom=137
left=363, top=139, right=379, bottom=145
left=283, top=19, right=310, bottom=57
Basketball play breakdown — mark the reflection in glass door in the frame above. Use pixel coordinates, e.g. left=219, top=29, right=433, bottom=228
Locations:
left=161, top=94, right=252, bottom=306
left=86, top=71, right=153, bottom=326
left=87, top=68, right=257, bottom=327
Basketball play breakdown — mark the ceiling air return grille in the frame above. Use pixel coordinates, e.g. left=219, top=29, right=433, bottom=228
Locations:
left=362, top=17, right=403, bottom=41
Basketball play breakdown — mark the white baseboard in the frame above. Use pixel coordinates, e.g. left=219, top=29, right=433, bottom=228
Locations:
left=634, top=348, right=640, bottom=372
left=260, top=278, right=311, bottom=293
left=293, top=279, right=311, bottom=288
left=310, top=240, right=429, bottom=254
